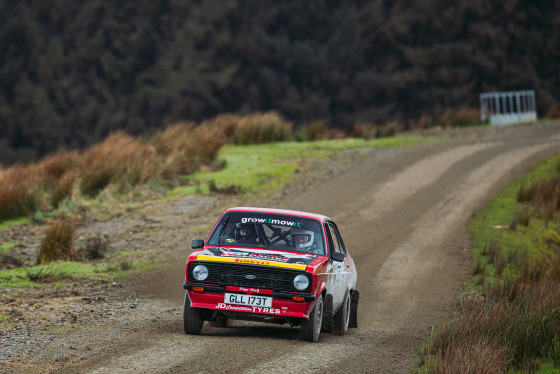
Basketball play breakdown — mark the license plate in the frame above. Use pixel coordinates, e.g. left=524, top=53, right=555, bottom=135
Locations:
left=224, top=293, right=273, bottom=307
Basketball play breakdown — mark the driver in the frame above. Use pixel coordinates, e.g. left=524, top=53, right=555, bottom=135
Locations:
left=234, top=223, right=258, bottom=244
left=291, top=228, right=318, bottom=253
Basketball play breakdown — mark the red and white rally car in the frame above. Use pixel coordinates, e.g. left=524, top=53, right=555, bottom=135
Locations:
left=183, top=207, right=359, bottom=342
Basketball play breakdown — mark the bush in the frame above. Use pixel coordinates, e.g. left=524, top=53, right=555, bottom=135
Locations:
left=80, top=132, right=156, bottom=197
left=295, top=121, right=328, bottom=141
left=154, top=118, right=233, bottom=178
left=38, top=217, right=76, bottom=264
left=232, top=112, right=292, bottom=145
left=546, top=103, right=560, bottom=119
left=352, top=122, right=375, bottom=139
left=0, top=166, right=39, bottom=221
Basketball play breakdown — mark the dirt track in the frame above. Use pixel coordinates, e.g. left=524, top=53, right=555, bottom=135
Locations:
left=6, top=122, right=560, bottom=374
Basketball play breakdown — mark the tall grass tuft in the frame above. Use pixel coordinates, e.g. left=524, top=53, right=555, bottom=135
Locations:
left=428, top=338, right=511, bottom=374
left=51, top=172, right=77, bottom=207
left=38, top=217, right=76, bottom=264
left=232, top=112, right=292, bottom=145
left=80, top=132, right=156, bottom=197
left=517, top=175, right=560, bottom=220
left=295, top=121, right=328, bottom=141
left=0, top=113, right=243, bottom=221
left=153, top=117, right=233, bottom=178
left=0, top=165, right=39, bottom=221
left=425, top=250, right=560, bottom=371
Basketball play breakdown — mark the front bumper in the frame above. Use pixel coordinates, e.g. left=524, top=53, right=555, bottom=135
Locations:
left=183, top=282, right=316, bottom=318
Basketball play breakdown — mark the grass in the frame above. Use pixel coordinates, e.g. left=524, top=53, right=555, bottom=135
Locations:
left=419, top=153, right=560, bottom=373
left=24, top=265, right=75, bottom=283
left=0, top=217, right=31, bottom=229
left=0, top=262, right=100, bottom=288
left=469, top=154, right=560, bottom=281
left=0, top=110, right=438, bottom=225
left=168, top=136, right=436, bottom=198
left=0, top=242, right=15, bottom=253
left=50, top=324, right=82, bottom=333
left=38, top=217, right=76, bottom=264
left=0, top=314, right=10, bottom=329
left=0, top=258, right=158, bottom=288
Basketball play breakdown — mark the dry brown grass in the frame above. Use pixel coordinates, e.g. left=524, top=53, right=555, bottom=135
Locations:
left=0, top=112, right=316, bottom=222
left=352, top=121, right=400, bottom=139
left=0, top=165, right=40, bottom=220
left=547, top=103, right=560, bottom=119
left=425, top=252, right=560, bottom=372
left=232, top=112, right=292, bottom=145
left=517, top=174, right=560, bottom=220
left=154, top=116, right=236, bottom=178
left=80, top=132, right=156, bottom=197
left=428, top=338, right=511, bottom=374
left=295, top=121, right=328, bottom=141
left=38, top=217, right=76, bottom=264
left=39, top=151, right=80, bottom=180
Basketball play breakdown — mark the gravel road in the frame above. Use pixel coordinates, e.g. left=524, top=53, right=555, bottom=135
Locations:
left=4, top=122, right=560, bottom=374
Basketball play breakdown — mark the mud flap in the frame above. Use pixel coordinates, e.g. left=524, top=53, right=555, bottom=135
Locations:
left=321, top=294, right=334, bottom=333
left=349, top=290, right=359, bottom=328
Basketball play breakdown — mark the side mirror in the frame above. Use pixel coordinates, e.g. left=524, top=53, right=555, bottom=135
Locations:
left=191, top=239, right=205, bottom=249
left=331, top=251, right=345, bottom=262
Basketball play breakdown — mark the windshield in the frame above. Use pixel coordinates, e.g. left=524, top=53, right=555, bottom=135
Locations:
left=207, top=212, right=325, bottom=255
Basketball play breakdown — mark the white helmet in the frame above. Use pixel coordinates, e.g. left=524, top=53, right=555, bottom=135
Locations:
left=292, top=228, right=314, bottom=249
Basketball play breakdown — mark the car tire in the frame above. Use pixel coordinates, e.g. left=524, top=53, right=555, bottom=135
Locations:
left=301, top=294, right=324, bottom=342
left=209, top=314, right=228, bottom=328
left=183, top=291, right=204, bottom=335
left=333, top=291, right=351, bottom=335
left=321, top=294, right=333, bottom=333
left=349, top=290, right=359, bottom=328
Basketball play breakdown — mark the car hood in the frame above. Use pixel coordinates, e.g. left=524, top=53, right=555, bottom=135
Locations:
left=196, top=247, right=320, bottom=271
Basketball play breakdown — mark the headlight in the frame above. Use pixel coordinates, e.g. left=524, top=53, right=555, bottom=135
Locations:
left=192, top=264, right=209, bottom=281
left=293, top=274, right=310, bottom=291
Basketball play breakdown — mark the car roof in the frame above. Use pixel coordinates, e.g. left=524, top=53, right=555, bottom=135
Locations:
left=224, top=207, right=331, bottom=222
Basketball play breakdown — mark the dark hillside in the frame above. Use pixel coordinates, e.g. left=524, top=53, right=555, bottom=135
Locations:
left=1, top=0, right=559, bottom=163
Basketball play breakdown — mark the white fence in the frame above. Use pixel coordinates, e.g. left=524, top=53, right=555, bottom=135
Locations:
left=479, top=90, right=537, bottom=126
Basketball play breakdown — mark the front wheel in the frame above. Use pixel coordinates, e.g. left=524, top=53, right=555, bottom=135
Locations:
left=301, top=294, right=324, bottom=342
left=333, top=291, right=351, bottom=335
left=183, top=291, right=204, bottom=335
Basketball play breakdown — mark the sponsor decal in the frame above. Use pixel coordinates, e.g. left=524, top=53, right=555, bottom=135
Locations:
left=234, top=258, right=270, bottom=266
left=216, top=303, right=285, bottom=315
left=226, top=286, right=273, bottom=295
left=241, top=217, right=302, bottom=228
left=196, top=254, right=308, bottom=270
left=221, top=251, right=305, bottom=264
